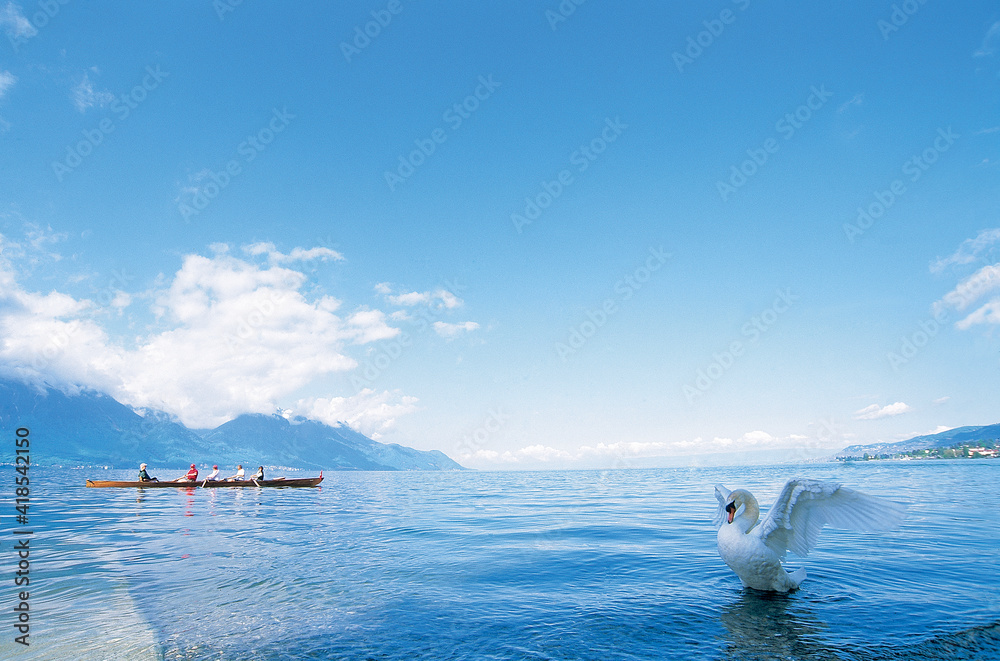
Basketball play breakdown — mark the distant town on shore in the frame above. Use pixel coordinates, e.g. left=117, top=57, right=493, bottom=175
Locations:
left=835, top=424, right=1000, bottom=462
left=838, top=440, right=1000, bottom=462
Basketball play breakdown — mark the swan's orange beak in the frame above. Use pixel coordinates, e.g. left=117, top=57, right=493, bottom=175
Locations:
left=725, top=501, right=736, bottom=524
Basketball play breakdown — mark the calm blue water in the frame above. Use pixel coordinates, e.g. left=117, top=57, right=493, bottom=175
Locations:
left=2, top=461, right=999, bottom=660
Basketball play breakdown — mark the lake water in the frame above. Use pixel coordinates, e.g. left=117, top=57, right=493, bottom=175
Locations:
left=2, top=461, right=998, bottom=660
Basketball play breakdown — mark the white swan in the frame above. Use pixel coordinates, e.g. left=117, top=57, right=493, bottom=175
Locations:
left=714, top=478, right=905, bottom=592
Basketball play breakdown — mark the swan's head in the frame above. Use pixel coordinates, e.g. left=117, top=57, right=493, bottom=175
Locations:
left=724, top=489, right=760, bottom=532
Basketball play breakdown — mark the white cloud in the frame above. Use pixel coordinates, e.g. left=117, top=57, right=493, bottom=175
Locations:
left=71, top=71, right=115, bottom=113
left=389, top=291, right=430, bottom=306
left=518, top=444, right=573, bottom=462
left=377, top=283, right=463, bottom=309
left=0, top=221, right=69, bottom=272
left=854, top=402, right=913, bottom=420
left=461, top=429, right=811, bottom=467
left=935, top=263, right=1000, bottom=328
left=740, top=430, right=775, bottom=445
left=974, top=21, right=1000, bottom=57
left=932, top=396, right=950, bottom=406
left=295, top=388, right=418, bottom=438
left=347, top=309, right=398, bottom=343
left=432, top=320, right=479, bottom=338
left=110, top=291, right=131, bottom=310
left=578, top=440, right=672, bottom=457
left=461, top=444, right=572, bottom=464
left=930, top=228, right=1000, bottom=273
left=954, top=299, right=1000, bottom=328
left=0, top=3, right=36, bottom=40
left=837, top=92, right=864, bottom=113
left=242, top=242, right=343, bottom=264
left=0, top=243, right=410, bottom=430
left=0, top=70, right=15, bottom=100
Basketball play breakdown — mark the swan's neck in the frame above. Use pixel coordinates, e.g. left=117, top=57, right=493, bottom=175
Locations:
left=730, top=490, right=760, bottom=533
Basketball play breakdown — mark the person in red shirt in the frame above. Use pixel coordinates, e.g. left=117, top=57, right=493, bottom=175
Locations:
left=174, top=464, right=199, bottom=482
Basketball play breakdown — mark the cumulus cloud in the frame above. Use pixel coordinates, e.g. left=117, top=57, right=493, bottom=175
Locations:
left=0, top=265, right=118, bottom=392
left=854, top=402, right=913, bottom=420
left=432, top=320, right=479, bottom=338
left=295, top=388, right=418, bottom=438
left=0, top=241, right=412, bottom=431
left=71, top=71, right=115, bottom=113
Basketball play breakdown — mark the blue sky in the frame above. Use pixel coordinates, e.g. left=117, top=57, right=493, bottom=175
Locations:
left=0, top=1, right=998, bottom=469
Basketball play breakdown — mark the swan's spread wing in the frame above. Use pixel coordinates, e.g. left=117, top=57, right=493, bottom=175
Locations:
left=756, top=479, right=905, bottom=559
left=713, top=484, right=732, bottom=530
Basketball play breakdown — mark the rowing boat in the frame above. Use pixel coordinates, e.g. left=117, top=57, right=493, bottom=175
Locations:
left=86, top=474, right=323, bottom=488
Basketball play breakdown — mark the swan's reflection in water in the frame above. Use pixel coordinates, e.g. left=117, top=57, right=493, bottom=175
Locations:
left=720, top=590, right=841, bottom=661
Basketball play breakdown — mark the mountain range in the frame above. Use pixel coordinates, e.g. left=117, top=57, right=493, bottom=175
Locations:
left=0, top=379, right=463, bottom=471
left=836, top=423, right=1000, bottom=459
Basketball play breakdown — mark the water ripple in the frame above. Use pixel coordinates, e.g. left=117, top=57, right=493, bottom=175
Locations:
left=1, top=462, right=997, bottom=660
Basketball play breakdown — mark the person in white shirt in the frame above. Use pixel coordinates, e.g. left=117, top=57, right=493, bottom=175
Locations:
left=227, top=464, right=245, bottom=481
left=206, top=465, right=220, bottom=481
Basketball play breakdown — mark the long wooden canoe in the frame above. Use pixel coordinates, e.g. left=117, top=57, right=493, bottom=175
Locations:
left=86, top=474, right=323, bottom=488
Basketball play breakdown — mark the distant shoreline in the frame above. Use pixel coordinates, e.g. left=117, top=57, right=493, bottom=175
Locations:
left=838, top=442, right=999, bottom=462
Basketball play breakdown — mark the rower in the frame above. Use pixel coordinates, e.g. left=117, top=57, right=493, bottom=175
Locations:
left=174, top=463, right=199, bottom=482
left=227, top=464, right=245, bottom=481
left=251, top=466, right=264, bottom=483
left=137, top=463, right=159, bottom=482
left=206, top=465, right=220, bottom=481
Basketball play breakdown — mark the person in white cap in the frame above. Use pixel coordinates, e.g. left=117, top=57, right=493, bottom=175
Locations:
left=137, top=463, right=158, bottom=482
